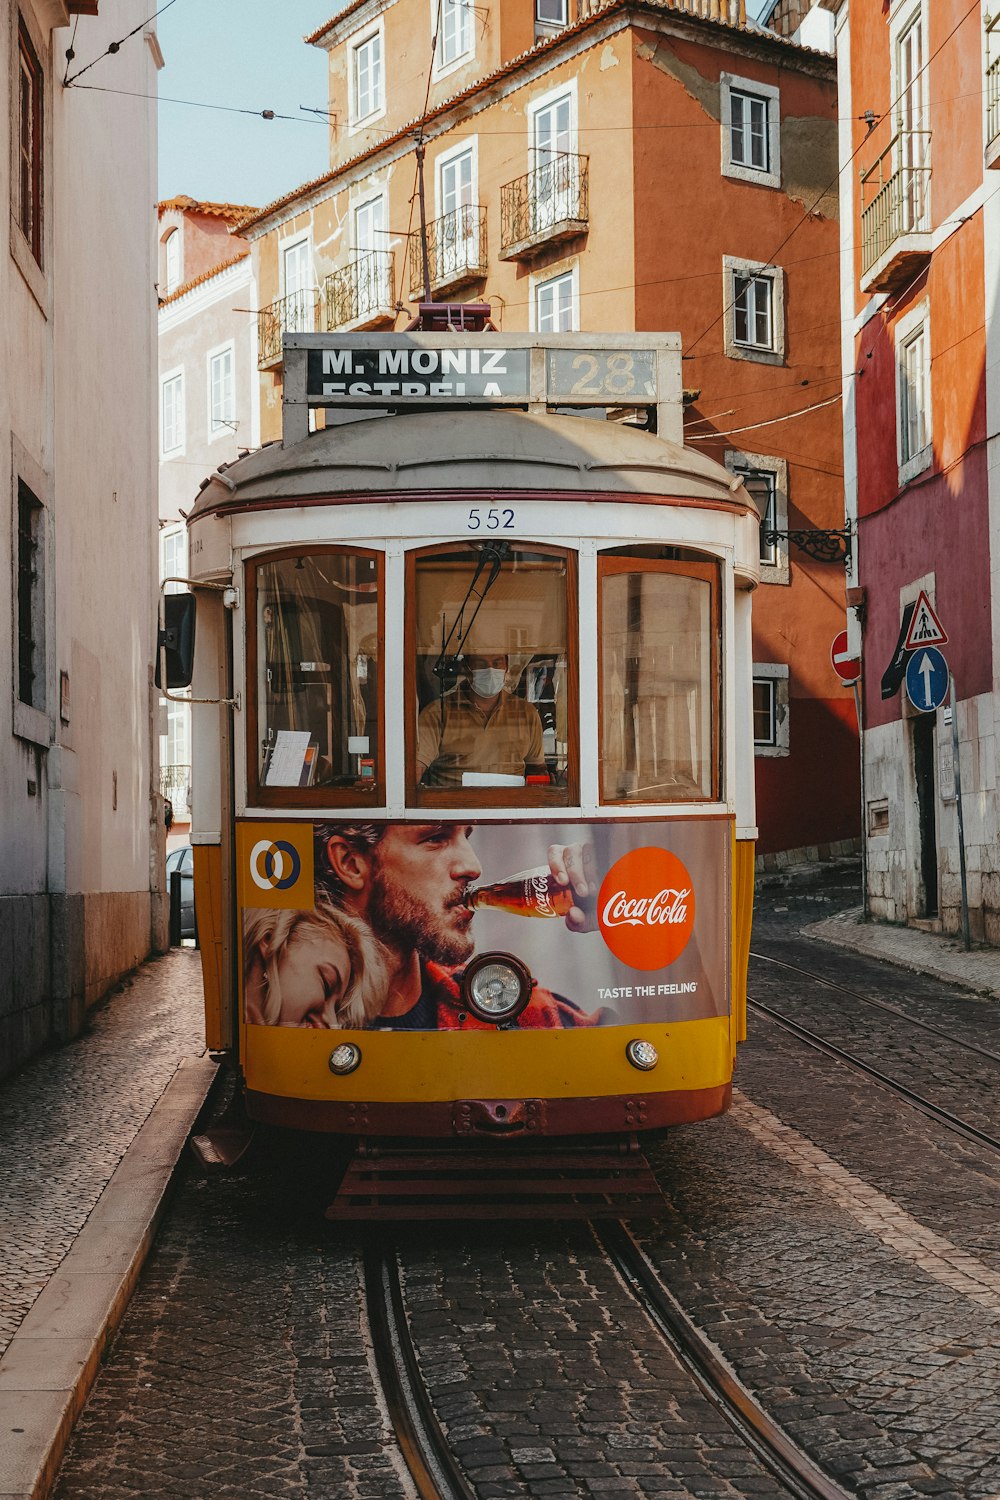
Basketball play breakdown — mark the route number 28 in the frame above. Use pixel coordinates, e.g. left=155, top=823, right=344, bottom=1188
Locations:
left=468, top=507, right=515, bottom=530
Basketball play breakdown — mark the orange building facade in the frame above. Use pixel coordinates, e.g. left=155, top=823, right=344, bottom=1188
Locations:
left=234, top=0, right=858, bottom=862
left=833, top=0, right=1000, bottom=940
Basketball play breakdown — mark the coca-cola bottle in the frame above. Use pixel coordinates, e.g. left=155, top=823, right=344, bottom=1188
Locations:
left=465, top=868, right=576, bottom=919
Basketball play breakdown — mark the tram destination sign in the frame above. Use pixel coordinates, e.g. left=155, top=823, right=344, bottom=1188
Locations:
left=297, top=334, right=667, bottom=410
left=307, top=344, right=531, bottom=402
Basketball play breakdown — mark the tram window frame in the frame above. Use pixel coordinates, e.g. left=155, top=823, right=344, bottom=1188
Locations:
left=404, top=539, right=579, bottom=809
left=597, top=549, right=722, bottom=806
left=245, top=544, right=385, bottom=810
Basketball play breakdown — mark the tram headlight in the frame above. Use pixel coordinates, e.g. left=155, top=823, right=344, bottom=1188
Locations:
left=329, top=1042, right=362, bottom=1075
left=462, top=952, right=532, bottom=1024
left=625, top=1039, right=659, bottom=1072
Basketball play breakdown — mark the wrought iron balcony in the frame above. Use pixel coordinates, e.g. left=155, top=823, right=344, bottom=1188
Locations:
left=324, top=250, right=396, bottom=331
left=859, top=130, right=932, bottom=291
left=160, top=763, right=191, bottom=812
left=408, top=205, right=488, bottom=298
left=257, top=289, right=319, bottom=369
left=499, top=153, right=589, bottom=261
left=988, top=14, right=1000, bottom=165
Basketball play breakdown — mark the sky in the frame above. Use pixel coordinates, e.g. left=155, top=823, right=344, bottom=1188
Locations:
left=156, top=0, right=774, bottom=209
left=156, top=1, right=337, bottom=209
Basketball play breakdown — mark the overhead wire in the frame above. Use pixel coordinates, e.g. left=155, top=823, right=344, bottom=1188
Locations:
left=64, top=0, right=180, bottom=87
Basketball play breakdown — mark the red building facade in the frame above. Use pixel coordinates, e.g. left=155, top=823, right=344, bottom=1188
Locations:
left=834, top=0, right=1000, bottom=939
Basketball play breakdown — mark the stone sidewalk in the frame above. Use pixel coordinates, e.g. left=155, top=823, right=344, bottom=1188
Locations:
left=0, top=947, right=213, bottom=1500
left=805, top=904, right=1000, bottom=1001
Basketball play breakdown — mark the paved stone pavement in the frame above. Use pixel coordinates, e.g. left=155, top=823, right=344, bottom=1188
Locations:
left=804, top=905, right=1000, bottom=1001
left=0, top=948, right=205, bottom=1358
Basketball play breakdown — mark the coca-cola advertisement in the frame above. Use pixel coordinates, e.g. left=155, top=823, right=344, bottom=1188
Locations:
left=239, top=819, right=728, bottom=1031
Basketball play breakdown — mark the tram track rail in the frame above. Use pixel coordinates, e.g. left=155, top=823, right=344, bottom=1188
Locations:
left=750, top=949, right=1000, bottom=1065
left=748, top=993, right=1000, bottom=1157
left=364, top=1240, right=477, bottom=1500
left=595, top=1220, right=853, bottom=1500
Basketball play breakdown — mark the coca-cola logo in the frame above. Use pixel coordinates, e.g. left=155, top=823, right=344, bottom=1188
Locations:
left=527, top=873, right=554, bottom=916
left=597, top=847, right=696, bottom=970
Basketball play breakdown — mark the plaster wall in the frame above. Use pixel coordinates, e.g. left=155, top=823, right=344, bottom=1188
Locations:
left=0, top=1, right=161, bottom=1076
left=159, top=258, right=255, bottom=525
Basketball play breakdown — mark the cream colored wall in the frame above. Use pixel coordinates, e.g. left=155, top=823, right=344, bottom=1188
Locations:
left=1, top=0, right=161, bottom=1072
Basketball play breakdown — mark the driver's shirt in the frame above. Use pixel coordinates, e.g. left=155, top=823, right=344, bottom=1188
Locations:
left=417, top=684, right=544, bottom=788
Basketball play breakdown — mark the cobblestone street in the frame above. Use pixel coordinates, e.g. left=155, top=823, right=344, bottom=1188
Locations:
left=0, top=950, right=204, bottom=1358
left=28, top=877, right=1000, bottom=1500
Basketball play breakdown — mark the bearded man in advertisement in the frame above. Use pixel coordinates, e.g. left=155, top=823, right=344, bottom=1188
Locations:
left=318, top=822, right=603, bottom=1030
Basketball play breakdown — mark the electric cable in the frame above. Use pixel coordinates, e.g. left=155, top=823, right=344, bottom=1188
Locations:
left=64, top=0, right=180, bottom=87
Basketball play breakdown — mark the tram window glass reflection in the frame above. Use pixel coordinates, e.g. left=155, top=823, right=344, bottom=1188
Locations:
left=411, top=543, right=572, bottom=800
left=250, top=549, right=380, bottom=801
left=599, top=549, right=719, bottom=803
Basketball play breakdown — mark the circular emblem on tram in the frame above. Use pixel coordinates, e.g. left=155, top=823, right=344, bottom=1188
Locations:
left=249, top=838, right=302, bottom=892
left=597, top=847, right=696, bottom=970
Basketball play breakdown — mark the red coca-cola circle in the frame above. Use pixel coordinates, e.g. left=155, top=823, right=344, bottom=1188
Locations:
left=597, top=847, right=696, bottom=971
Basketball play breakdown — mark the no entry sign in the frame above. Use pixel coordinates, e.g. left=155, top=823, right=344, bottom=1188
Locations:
left=830, top=630, right=861, bottom=684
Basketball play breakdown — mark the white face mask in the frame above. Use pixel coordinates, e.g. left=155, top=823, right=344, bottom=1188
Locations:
left=469, top=667, right=506, bottom=697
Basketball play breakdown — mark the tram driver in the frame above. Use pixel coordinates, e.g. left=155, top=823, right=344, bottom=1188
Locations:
left=416, top=653, right=548, bottom=788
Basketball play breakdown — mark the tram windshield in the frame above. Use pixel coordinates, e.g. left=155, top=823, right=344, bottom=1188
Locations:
left=250, top=549, right=380, bottom=799
left=411, top=544, right=571, bottom=802
left=599, top=552, right=719, bottom=802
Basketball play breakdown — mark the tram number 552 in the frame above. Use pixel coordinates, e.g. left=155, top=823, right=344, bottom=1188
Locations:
left=468, top=507, right=515, bottom=530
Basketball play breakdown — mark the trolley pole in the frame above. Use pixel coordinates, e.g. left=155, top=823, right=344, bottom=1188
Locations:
left=414, top=132, right=432, bottom=306
left=948, top=672, right=972, bottom=951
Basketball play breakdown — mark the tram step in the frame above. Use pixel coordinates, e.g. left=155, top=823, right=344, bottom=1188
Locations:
left=326, top=1140, right=666, bottom=1221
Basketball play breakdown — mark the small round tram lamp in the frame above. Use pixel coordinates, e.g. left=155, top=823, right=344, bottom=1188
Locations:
left=328, top=1042, right=362, bottom=1076
left=461, top=952, right=532, bottom=1025
left=625, top=1039, right=659, bottom=1072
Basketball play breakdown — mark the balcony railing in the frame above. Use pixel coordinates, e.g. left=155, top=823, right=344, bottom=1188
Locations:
left=408, top=205, right=488, bottom=298
left=324, top=250, right=395, bottom=330
left=500, top=153, right=589, bottom=260
left=257, top=289, right=319, bottom=368
left=160, top=763, right=191, bottom=813
left=988, top=14, right=1000, bottom=155
left=860, top=130, right=931, bottom=286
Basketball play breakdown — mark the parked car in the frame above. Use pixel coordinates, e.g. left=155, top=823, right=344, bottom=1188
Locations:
left=165, top=844, right=196, bottom=940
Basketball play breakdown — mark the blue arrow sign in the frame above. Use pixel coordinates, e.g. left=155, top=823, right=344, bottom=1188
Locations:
left=905, top=646, right=949, bottom=712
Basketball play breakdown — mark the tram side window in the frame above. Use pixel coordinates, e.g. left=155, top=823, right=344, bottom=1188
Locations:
left=599, top=552, right=719, bottom=803
left=250, top=550, right=380, bottom=801
left=410, top=543, right=572, bottom=802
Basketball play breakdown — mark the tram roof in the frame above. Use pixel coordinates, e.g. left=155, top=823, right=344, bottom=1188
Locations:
left=190, top=409, right=756, bottom=521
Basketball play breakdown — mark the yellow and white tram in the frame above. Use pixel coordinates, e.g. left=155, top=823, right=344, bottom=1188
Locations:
left=162, top=331, right=759, bottom=1156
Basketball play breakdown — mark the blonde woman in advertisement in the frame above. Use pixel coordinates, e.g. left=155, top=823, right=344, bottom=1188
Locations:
left=244, top=902, right=390, bottom=1028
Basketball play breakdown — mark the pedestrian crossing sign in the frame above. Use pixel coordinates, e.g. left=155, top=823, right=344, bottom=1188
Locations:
left=903, top=590, right=948, bottom=651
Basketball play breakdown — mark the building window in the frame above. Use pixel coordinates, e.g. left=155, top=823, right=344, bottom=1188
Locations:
left=734, top=274, right=773, bottom=348
left=896, top=309, right=931, bottom=483
left=17, top=481, right=44, bottom=710
left=534, top=269, right=576, bottom=331
left=351, top=28, right=384, bottom=124
left=730, top=90, right=769, bottom=171
left=752, top=677, right=776, bottom=746
left=535, top=0, right=568, bottom=28
left=208, top=345, right=235, bottom=437
left=163, top=229, right=181, bottom=295
left=161, top=371, right=184, bottom=456
left=720, top=74, right=780, bottom=189
left=752, top=664, right=789, bottom=757
left=437, top=0, right=473, bottom=69
left=161, top=526, right=186, bottom=594
left=724, top=453, right=790, bottom=586
left=723, top=257, right=784, bottom=365
left=16, top=16, right=43, bottom=266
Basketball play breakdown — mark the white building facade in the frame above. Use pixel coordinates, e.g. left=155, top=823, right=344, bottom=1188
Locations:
left=156, top=201, right=257, bottom=840
left=1, top=1, right=162, bottom=1075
